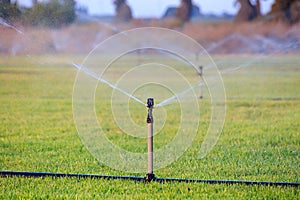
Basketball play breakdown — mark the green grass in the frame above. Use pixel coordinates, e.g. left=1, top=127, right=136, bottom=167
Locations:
left=0, top=55, right=299, bottom=199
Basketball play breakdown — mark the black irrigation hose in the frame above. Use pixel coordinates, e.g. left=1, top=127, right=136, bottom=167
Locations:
left=1, top=171, right=299, bottom=187
left=0, top=171, right=144, bottom=182
left=154, top=177, right=300, bottom=187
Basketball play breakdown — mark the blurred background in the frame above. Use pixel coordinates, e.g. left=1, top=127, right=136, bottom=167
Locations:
left=1, top=0, right=300, bottom=55
left=14, top=0, right=273, bottom=18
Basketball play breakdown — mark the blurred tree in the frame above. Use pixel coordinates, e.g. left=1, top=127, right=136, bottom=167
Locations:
left=290, top=1, right=300, bottom=23
left=113, top=0, right=132, bottom=22
left=63, top=0, right=76, bottom=24
left=32, top=0, right=38, bottom=5
left=1, top=0, right=11, bottom=4
left=0, top=0, right=21, bottom=20
left=23, top=0, right=76, bottom=27
left=268, top=0, right=300, bottom=24
left=235, top=0, right=262, bottom=22
left=175, top=0, right=193, bottom=22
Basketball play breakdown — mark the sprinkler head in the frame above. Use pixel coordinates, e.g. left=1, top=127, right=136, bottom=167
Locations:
left=198, top=66, right=203, bottom=76
left=146, top=98, right=154, bottom=108
left=146, top=98, right=154, bottom=123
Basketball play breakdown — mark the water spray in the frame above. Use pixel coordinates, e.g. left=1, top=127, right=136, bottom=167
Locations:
left=2, top=27, right=299, bottom=188
left=71, top=62, right=144, bottom=105
left=0, top=17, right=24, bottom=35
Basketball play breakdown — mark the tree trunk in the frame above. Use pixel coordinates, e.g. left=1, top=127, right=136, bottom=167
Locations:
left=235, top=0, right=258, bottom=22
left=256, top=0, right=262, bottom=17
left=176, top=0, right=193, bottom=22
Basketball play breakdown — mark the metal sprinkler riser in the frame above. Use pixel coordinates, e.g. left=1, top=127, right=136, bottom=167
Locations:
left=145, top=98, right=155, bottom=182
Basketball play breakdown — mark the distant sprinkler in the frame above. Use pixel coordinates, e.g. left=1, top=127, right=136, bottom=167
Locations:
left=199, top=66, right=204, bottom=99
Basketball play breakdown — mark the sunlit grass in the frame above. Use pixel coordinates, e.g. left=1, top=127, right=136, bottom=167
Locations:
left=0, top=55, right=299, bottom=199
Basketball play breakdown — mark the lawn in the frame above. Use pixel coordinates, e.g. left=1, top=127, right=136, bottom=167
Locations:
left=0, top=55, right=299, bottom=199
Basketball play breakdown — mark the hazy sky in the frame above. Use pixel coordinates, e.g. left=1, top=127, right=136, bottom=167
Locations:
left=17, top=0, right=274, bottom=18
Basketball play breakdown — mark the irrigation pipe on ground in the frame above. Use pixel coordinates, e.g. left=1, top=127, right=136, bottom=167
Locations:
left=1, top=171, right=299, bottom=187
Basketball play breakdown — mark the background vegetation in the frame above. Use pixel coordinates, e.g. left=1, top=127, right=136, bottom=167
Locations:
left=0, top=0, right=76, bottom=27
left=1, top=0, right=300, bottom=27
left=24, top=0, right=76, bottom=27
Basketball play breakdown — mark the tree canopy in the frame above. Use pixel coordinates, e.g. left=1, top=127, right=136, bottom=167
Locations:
left=23, top=0, right=76, bottom=27
left=268, top=0, right=300, bottom=24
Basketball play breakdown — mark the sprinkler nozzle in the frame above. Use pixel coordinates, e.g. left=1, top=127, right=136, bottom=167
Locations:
left=146, top=98, right=154, bottom=108
left=146, top=98, right=154, bottom=123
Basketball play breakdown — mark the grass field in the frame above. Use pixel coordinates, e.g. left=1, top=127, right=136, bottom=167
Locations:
left=0, top=55, right=299, bottom=199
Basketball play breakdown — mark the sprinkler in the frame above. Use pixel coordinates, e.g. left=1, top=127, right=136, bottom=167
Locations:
left=2, top=64, right=299, bottom=186
left=145, top=98, right=155, bottom=182
left=199, top=66, right=203, bottom=99
left=1, top=96, right=299, bottom=187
